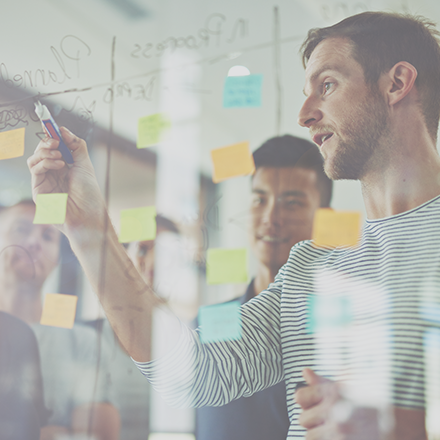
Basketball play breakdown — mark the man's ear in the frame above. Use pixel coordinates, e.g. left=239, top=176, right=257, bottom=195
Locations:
left=384, top=61, right=418, bottom=106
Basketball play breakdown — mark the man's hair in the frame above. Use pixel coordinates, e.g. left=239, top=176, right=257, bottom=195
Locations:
left=253, top=135, right=332, bottom=207
left=301, top=11, right=440, bottom=142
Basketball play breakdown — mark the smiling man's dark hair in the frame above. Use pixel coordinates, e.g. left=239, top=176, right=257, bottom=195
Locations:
left=253, top=135, right=332, bottom=207
left=301, top=12, right=440, bottom=142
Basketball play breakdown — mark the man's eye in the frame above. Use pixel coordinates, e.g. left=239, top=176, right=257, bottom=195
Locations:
left=285, top=199, right=302, bottom=207
left=323, top=82, right=333, bottom=94
left=43, top=233, right=54, bottom=241
left=137, top=247, right=148, bottom=257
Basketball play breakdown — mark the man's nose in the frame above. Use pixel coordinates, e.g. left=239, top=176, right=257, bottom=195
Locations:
left=26, top=231, right=43, bottom=253
left=262, top=200, right=282, bottom=227
left=297, top=96, right=323, bottom=128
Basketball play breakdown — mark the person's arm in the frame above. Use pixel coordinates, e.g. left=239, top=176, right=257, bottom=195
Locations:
left=27, top=129, right=284, bottom=408
left=28, top=129, right=164, bottom=362
left=135, top=285, right=285, bottom=408
left=295, top=368, right=427, bottom=440
left=71, top=402, right=120, bottom=440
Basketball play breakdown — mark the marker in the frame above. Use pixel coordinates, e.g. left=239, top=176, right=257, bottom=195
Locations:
left=34, top=101, right=74, bottom=164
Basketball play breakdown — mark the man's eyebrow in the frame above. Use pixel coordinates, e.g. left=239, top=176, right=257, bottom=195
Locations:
left=252, top=189, right=307, bottom=198
left=281, top=191, right=307, bottom=198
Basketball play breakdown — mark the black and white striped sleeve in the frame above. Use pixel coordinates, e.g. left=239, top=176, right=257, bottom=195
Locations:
left=133, top=267, right=285, bottom=408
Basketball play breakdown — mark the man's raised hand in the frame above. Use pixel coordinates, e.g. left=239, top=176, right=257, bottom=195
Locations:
left=27, top=127, right=105, bottom=235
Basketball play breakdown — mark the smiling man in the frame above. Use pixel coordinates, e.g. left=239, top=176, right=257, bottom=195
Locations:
left=197, top=135, right=332, bottom=440
left=27, top=10, right=440, bottom=440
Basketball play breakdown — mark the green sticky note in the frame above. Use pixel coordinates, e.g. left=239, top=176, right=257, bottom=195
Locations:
left=206, top=248, right=248, bottom=285
left=33, top=193, right=68, bottom=225
left=307, top=294, right=353, bottom=334
left=119, top=206, right=156, bottom=243
left=137, top=113, right=170, bottom=148
left=223, top=74, right=263, bottom=108
left=199, top=300, right=242, bottom=344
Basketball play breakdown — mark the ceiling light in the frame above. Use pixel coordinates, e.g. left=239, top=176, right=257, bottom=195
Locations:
left=227, top=65, right=251, bottom=77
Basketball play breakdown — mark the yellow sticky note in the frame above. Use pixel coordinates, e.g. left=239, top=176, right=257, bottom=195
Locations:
left=33, top=193, right=68, bottom=225
left=40, top=293, right=78, bottom=329
left=119, top=206, right=156, bottom=243
left=0, top=127, right=25, bottom=160
left=312, top=209, right=362, bottom=248
left=137, top=113, right=170, bottom=148
left=211, top=142, right=255, bottom=183
left=207, top=248, right=248, bottom=285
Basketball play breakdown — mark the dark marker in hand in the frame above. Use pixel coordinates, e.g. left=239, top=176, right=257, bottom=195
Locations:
left=34, top=101, right=74, bottom=164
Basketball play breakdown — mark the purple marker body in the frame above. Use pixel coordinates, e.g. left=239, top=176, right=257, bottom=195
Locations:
left=34, top=101, right=74, bottom=164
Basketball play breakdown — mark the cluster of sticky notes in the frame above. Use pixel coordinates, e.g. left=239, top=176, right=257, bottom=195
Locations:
left=198, top=300, right=242, bottom=344
left=137, top=113, right=170, bottom=148
left=307, top=294, right=353, bottom=333
left=0, top=127, right=25, bottom=160
left=119, top=206, right=156, bottom=243
left=211, top=141, right=255, bottom=183
left=223, top=74, right=263, bottom=108
left=40, top=293, right=78, bottom=329
left=206, top=248, right=248, bottom=285
left=33, top=193, right=68, bottom=225
left=312, top=209, right=362, bottom=248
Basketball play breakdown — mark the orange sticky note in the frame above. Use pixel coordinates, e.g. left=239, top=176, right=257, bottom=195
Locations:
left=40, top=293, right=78, bottom=329
left=211, top=141, right=255, bottom=183
left=0, top=127, right=25, bottom=160
left=312, top=209, right=362, bottom=248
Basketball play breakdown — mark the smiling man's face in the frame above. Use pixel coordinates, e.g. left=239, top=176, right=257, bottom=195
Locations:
left=298, top=37, right=390, bottom=180
left=249, top=166, right=321, bottom=272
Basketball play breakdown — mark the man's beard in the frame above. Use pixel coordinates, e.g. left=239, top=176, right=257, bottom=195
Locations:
left=323, top=88, right=389, bottom=181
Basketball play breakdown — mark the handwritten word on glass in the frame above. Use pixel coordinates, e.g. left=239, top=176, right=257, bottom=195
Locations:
left=223, top=74, right=263, bottom=108
left=137, top=113, right=170, bottom=148
left=198, top=300, right=242, bottom=344
left=40, top=293, right=78, bottom=329
left=207, top=248, right=248, bottom=285
left=307, top=294, right=353, bottom=334
left=312, top=209, right=362, bottom=248
left=211, top=141, right=255, bottom=183
left=119, top=206, right=156, bottom=243
left=0, top=127, right=25, bottom=160
left=33, top=193, right=68, bottom=225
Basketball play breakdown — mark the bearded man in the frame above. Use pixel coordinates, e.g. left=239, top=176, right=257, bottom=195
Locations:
left=28, top=11, right=440, bottom=439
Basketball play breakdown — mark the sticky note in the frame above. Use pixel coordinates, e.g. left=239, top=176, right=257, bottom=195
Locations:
left=312, top=209, right=361, bottom=248
left=40, top=293, right=78, bottom=329
left=223, top=74, right=263, bottom=108
left=211, top=142, right=255, bottom=183
left=137, top=113, right=170, bottom=148
left=199, top=300, right=242, bottom=344
left=0, top=127, right=25, bottom=160
left=33, top=193, right=68, bottom=225
left=119, top=206, right=156, bottom=243
left=207, top=248, right=248, bottom=285
left=307, top=294, right=352, bottom=333
left=420, top=303, right=440, bottom=324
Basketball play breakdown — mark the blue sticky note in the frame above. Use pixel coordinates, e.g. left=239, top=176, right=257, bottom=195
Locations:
left=424, top=328, right=440, bottom=349
left=198, top=300, right=242, bottom=344
left=307, top=294, right=352, bottom=334
left=420, top=304, right=440, bottom=324
left=223, top=74, right=263, bottom=108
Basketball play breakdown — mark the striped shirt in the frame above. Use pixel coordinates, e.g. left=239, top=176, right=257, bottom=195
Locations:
left=135, top=195, right=440, bottom=438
